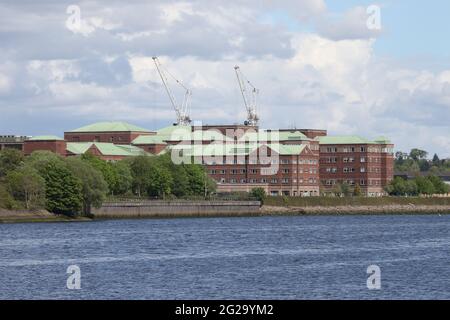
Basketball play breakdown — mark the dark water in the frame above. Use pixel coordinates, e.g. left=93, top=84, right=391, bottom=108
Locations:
left=0, top=214, right=449, bottom=300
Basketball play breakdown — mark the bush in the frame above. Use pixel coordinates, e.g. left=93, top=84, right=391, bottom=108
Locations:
left=250, top=188, right=266, bottom=203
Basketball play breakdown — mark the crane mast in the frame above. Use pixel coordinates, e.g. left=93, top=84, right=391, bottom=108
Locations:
left=234, top=65, right=259, bottom=126
left=152, top=57, right=192, bottom=126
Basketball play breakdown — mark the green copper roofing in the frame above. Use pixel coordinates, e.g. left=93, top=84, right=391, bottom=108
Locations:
left=132, top=135, right=167, bottom=145
left=317, top=136, right=374, bottom=145
left=318, top=135, right=392, bottom=145
left=167, top=142, right=307, bottom=157
left=29, top=135, right=64, bottom=141
left=241, top=130, right=309, bottom=142
left=66, top=142, right=148, bottom=157
left=69, top=121, right=150, bottom=133
left=373, top=136, right=391, bottom=144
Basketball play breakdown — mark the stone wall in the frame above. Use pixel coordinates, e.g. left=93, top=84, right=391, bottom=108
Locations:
left=92, top=200, right=262, bottom=218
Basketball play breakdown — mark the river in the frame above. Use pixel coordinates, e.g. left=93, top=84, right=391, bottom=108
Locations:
left=0, top=214, right=449, bottom=299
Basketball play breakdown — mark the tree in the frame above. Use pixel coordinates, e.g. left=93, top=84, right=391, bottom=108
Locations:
left=0, top=149, right=24, bottom=177
left=66, top=157, right=108, bottom=215
left=110, top=161, right=133, bottom=195
left=409, top=149, right=428, bottom=161
left=427, top=175, right=449, bottom=194
left=129, top=156, right=153, bottom=197
left=432, top=153, right=440, bottom=164
left=250, top=187, right=266, bottom=203
left=415, top=176, right=435, bottom=196
left=0, top=183, right=16, bottom=209
left=5, top=165, right=46, bottom=209
left=146, top=163, right=173, bottom=198
left=81, top=153, right=117, bottom=195
left=40, top=160, right=83, bottom=215
left=340, top=182, right=352, bottom=197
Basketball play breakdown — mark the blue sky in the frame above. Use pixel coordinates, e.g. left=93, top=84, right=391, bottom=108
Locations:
left=0, top=0, right=449, bottom=157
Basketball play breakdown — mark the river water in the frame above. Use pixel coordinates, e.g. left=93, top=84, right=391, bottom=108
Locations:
left=0, top=214, right=449, bottom=299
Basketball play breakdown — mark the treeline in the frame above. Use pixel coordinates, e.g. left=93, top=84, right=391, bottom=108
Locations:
left=385, top=176, right=449, bottom=196
left=0, top=149, right=216, bottom=216
left=395, top=148, right=450, bottom=173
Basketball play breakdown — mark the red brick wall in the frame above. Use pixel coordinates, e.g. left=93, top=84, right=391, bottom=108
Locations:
left=24, top=140, right=67, bottom=156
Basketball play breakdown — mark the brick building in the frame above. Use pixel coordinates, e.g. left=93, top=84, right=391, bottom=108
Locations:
left=23, top=136, right=67, bottom=156
left=317, top=136, right=394, bottom=196
left=9, top=120, right=394, bottom=197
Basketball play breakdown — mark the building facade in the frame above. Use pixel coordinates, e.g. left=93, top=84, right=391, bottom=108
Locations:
left=7, top=121, right=394, bottom=196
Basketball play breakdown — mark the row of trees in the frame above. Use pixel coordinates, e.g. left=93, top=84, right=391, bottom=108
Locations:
left=395, top=149, right=450, bottom=173
left=385, top=176, right=449, bottom=196
left=0, top=149, right=216, bottom=215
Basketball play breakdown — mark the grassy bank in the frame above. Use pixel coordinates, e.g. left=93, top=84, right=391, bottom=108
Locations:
left=264, top=196, right=450, bottom=207
left=0, top=209, right=92, bottom=223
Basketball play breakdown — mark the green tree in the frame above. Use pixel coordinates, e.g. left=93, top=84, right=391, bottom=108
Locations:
left=0, top=149, right=24, bottom=177
left=409, top=148, right=428, bottom=161
left=415, top=176, right=435, bottom=196
left=427, top=175, right=449, bottom=194
left=110, top=161, right=133, bottom=195
left=40, top=160, right=83, bottom=215
left=81, top=153, right=117, bottom=195
left=250, top=187, right=266, bottom=203
left=66, top=157, right=108, bottom=215
left=146, top=163, right=173, bottom=198
left=5, top=165, right=46, bottom=209
left=0, top=183, right=16, bottom=209
left=129, top=155, right=153, bottom=197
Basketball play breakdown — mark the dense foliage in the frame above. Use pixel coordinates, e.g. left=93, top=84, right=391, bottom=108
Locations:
left=0, top=149, right=216, bottom=214
left=385, top=176, right=449, bottom=196
left=395, top=149, right=450, bottom=174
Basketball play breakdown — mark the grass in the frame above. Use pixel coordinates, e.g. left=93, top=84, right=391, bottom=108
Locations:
left=264, top=196, right=450, bottom=207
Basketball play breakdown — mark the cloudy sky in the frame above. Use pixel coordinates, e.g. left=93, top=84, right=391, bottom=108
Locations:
left=1, top=0, right=449, bottom=157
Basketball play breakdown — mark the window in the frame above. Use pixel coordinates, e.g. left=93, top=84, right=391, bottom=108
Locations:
left=210, top=170, right=217, bottom=174
left=360, top=157, right=366, bottom=163
left=231, top=169, right=238, bottom=174
left=271, top=179, right=278, bottom=183
left=360, top=179, right=366, bottom=185
left=250, top=169, right=258, bottom=174
left=240, top=179, right=246, bottom=183
left=360, top=147, right=366, bottom=152
left=281, top=159, right=290, bottom=164
left=220, top=178, right=226, bottom=183
left=220, top=169, right=226, bottom=174
left=261, top=178, right=267, bottom=183
left=282, top=178, right=289, bottom=184
left=360, top=167, right=366, bottom=173
left=230, top=179, right=237, bottom=183
left=282, top=169, right=290, bottom=174
left=250, top=179, right=258, bottom=183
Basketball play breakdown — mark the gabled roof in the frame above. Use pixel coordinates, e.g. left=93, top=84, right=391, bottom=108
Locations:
left=66, top=142, right=148, bottom=157
left=68, top=121, right=150, bottom=133
left=29, top=135, right=65, bottom=141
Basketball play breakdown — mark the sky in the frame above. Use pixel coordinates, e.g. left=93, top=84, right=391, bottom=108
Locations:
left=0, top=0, right=449, bottom=157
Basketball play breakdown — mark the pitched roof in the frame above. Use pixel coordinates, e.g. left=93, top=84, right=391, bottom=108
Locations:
left=66, top=142, right=148, bottom=157
left=29, top=135, right=65, bottom=141
left=69, top=121, right=150, bottom=133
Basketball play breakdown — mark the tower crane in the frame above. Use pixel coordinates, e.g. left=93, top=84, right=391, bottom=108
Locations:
left=152, top=57, right=192, bottom=126
left=234, top=65, right=259, bottom=126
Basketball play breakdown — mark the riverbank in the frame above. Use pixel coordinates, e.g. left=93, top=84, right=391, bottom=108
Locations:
left=261, top=204, right=450, bottom=215
left=0, top=209, right=92, bottom=223
left=1, top=198, right=450, bottom=223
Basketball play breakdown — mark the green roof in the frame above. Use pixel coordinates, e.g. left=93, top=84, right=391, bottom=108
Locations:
left=318, top=135, right=392, bottom=145
left=317, top=136, right=374, bottom=145
left=167, top=142, right=306, bottom=157
left=66, top=142, right=148, bottom=157
left=69, top=121, right=150, bottom=133
left=241, top=130, right=308, bottom=142
left=132, top=135, right=167, bottom=145
left=29, top=135, right=64, bottom=141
